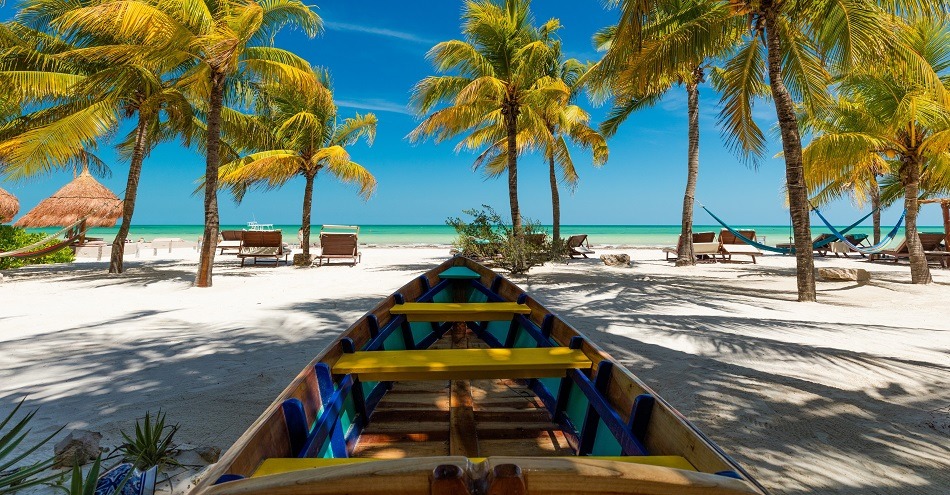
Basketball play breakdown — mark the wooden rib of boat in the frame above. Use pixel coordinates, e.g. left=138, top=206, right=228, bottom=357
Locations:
left=193, top=257, right=767, bottom=495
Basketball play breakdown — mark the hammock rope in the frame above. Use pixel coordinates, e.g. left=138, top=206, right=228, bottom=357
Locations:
left=0, top=217, right=89, bottom=259
left=701, top=205, right=887, bottom=255
left=813, top=208, right=905, bottom=254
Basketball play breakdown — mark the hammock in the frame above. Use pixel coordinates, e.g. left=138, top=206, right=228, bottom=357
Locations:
left=0, top=218, right=87, bottom=259
left=702, top=206, right=877, bottom=255
left=813, top=208, right=905, bottom=255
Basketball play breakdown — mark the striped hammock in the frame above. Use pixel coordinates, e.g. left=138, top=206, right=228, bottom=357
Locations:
left=0, top=217, right=87, bottom=259
left=813, top=208, right=905, bottom=255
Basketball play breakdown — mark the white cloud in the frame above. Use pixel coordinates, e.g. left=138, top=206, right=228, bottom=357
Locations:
left=325, top=21, right=436, bottom=45
left=336, top=98, right=412, bottom=115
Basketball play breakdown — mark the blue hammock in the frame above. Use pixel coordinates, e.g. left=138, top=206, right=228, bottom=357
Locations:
left=813, top=208, right=905, bottom=254
left=701, top=206, right=874, bottom=255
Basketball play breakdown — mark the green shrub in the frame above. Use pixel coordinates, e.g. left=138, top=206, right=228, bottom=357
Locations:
left=0, top=399, right=62, bottom=494
left=0, top=226, right=75, bottom=270
left=447, top=206, right=552, bottom=274
left=116, top=411, right=179, bottom=472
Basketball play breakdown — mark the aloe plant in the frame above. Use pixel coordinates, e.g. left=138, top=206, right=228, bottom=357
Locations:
left=0, top=399, right=62, bottom=494
left=116, top=411, right=179, bottom=471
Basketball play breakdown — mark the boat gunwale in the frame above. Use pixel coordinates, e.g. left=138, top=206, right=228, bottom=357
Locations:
left=191, top=257, right=766, bottom=494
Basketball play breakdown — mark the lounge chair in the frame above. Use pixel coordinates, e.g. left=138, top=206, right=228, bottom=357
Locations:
left=877, top=233, right=949, bottom=267
left=218, top=230, right=243, bottom=255
left=238, top=230, right=291, bottom=266
left=829, top=233, right=869, bottom=258
left=566, top=234, right=595, bottom=259
left=314, top=225, right=361, bottom=266
left=718, top=229, right=763, bottom=263
left=663, top=231, right=718, bottom=261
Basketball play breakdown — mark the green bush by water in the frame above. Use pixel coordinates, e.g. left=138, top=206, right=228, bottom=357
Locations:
left=0, top=226, right=75, bottom=270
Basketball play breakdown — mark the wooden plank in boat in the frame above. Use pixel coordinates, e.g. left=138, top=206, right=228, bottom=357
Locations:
left=390, top=302, right=530, bottom=322
left=332, top=348, right=592, bottom=381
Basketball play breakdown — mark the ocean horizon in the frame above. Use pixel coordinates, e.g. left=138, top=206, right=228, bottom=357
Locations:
left=25, top=223, right=940, bottom=248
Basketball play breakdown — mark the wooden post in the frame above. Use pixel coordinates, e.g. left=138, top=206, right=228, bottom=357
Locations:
left=942, top=201, right=949, bottom=250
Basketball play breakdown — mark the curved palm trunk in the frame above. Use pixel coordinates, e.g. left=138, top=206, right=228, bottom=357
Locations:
left=870, top=175, right=881, bottom=244
left=109, top=113, right=150, bottom=274
left=503, top=104, right=522, bottom=238
left=548, top=152, right=560, bottom=254
left=301, top=170, right=317, bottom=258
left=677, top=79, right=701, bottom=267
left=902, top=157, right=932, bottom=283
left=763, top=7, right=816, bottom=302
left=195, top=72, right=226, bottom=288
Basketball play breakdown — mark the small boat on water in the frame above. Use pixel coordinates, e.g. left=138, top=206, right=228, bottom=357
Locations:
left=246, top=221, right=275, bottom=231
left=193, top=257, right=767, bottom=495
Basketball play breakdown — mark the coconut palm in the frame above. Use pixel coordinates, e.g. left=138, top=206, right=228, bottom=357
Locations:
left=218, top=72, right=377, bottom=260
left=588, top=0, right=742, bottom=267
left=50, top=0, right=323, bottom=286
left=408, top=0, right=568, bottom=251
left=802, top=19, right=950, bottom=284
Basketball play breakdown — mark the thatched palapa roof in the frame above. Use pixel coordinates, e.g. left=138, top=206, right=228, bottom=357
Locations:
left=0, top=186, right=18, bottom=223
left=14, top=169, right=122, bottom=228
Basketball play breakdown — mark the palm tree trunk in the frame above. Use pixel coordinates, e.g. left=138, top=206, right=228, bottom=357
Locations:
left=677, top=78, right=701, bottom=267
left=109, top=113, right=150, bottom=274
left=870, top=175, right=881, bottom=244
left=548, top=152, right=560, bottom=253
left=195, top=72, right=226, bottom=288
left=301, top=170, right=316, bottom=258
left=902, top=157, right=932, bottom=283
left=504, top=107, right=522, bottom=238
left=763, top=6, right=816, bottom=301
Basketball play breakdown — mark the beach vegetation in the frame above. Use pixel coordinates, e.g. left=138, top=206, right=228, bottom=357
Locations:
left=409, top=0, right=569, bottom=271
left=61, top=456, right=104, bottom=495
left=588, top=0, right=742, bottom=267
left=116, top=411, right=179, bottom=472
left=0, top=226, right=75, bottom=270
left=218, top=70, right=377, bottom=261
left=447, top=205, right=550, bottom=273
left=803, top=19, right=950, bottom=284
left=0, top=399, right=62, bottom=493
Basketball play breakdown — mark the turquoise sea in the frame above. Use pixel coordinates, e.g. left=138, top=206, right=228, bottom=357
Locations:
left=25, top=224, right=936, bottom=247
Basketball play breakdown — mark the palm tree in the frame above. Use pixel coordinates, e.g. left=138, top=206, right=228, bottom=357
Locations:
left=408, top=0, right=567, bottom=251
left=218, top=72, right=377, bottom=261
left=802, top=19, right=950, bottom=284
left=709, top=0, right=948, bottom=300
left=0, top=19, right=194, bottom=274
left=51, top=0, right=323, bottom=286
left=588, top=0, right=742, bottom=267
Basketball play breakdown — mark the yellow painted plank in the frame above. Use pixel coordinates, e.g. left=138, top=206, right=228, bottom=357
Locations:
left=390, top=302, right=530, bottom=322
left=251, top=456, right=695, bottom=478
left=332, top=348, right=592, bottom=381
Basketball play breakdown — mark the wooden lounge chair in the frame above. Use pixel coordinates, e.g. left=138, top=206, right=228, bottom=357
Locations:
left=314, top=225, right=361, bottom=266
left=238, top=230, right=291, bottom=266
left=829, top=233, right=869, bottom=258
left=877, top=233, right=949, bottom=267
left=663, top=231, right=718, bottom=261
left=566, top=234, right=595, bottom=259
left=718, top=229, right=763, bottom=263
left=218, top=230, right=243, bottom=255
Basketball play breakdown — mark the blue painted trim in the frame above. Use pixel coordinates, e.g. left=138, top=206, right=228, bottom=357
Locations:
left=340, top=339, right=368, bottom=433
left=466, top=321, right=504, bottom=348
left=514, top=314, right=553, bottom=347
left=363, top=314, right=407, bottom=351
left=418, top=275, right=431, bottom=293
left=553, top=337, right=586, bottom=418
left=367, top=315, right=380, bottom=339
left=570, top=366, right=649, bottom=456
left=300, top=375, right=355, bottom=458
left=578, top=361, right=613, bottom=455
left=281, top=398, right=308, bottom=456
left=490, top=275, right=503, bottom=293
left=540, top=314, right=554, bottom=339
left=415, top=330, right=441, bottom=350
left=471, top=280, right=504, bottom=302
left=528, top=378, right=557, bottom=413
left=629, top=394, right=655, bottom=444
left=517, top=293, right=528, bottom=304
left=716, top=471, right=743, bottom=480
left=504, top=319, right=520, bottom=348
left=314, top=363, right=348, bottom=456
left=213, top=474, right=244, bottom=484
left=364, top=381, right=391, bottom=417
left=416, top=279, right=451, bottom=302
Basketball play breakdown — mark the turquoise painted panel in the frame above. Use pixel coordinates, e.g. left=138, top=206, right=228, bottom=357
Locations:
left=439, top=267, right=481, bottom=279
left=591, top=419, right=623, bottom=456
left=538, top=377, right=560, bottom=398
left=486, top=320, right=510, bottom=343
left=513, top=325, right=537, bottom=348
left=362, top=380, right=378, bottom=399
left=468, top=289, right=488, bottom=303
left=410, top=322, right=432, bottom=347
left=341, top=394, right=356, bottom=435
left=564, top=383, right=589, bottom=432
left=383, top=330, right=406, bottom=351
left=318, top=439, right=332, bottom=458
left=432, top=288, right=452, bottom=303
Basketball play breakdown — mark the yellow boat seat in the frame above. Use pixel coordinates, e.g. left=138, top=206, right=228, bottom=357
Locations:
left=332, top=347, right=592, bottom=381
left=390, top=302, right=530, bottom=322
left=252, top=456, right=697, bottom=478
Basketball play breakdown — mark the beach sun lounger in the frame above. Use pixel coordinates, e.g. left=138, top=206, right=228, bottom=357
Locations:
left=238, top=230, right=291, bottom=266
left=314, top=225, right=361, bottom=266
left=566, top=234, right=595, bottom=259
left=718, top=229, right=763, bottom=263
left=218, top=230, right=244, bottom=255
left=877, top=233, right=949, bottom=267
left=663, top=231, right=718, bottom=261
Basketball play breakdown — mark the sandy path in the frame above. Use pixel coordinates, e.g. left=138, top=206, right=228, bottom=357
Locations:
left=1, top=248, right=947, bottom=494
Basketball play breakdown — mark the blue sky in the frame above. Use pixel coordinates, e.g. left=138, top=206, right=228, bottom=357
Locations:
left=1, top=0, right=936, bottom=226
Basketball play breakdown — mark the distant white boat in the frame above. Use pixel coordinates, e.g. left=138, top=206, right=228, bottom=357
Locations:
left=246, top=221, right=275, bottom=231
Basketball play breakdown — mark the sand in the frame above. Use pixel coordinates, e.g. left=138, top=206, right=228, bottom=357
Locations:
left=1, top=247, right=948, bottom=494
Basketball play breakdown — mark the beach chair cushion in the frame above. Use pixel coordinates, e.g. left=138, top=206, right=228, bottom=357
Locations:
left=332, top=347, right=592, bottom=380
left=693, top=242, right=720, bottom=255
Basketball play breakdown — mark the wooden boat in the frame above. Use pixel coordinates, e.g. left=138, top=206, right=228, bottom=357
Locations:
left=193, top=257, right=767, bottom=495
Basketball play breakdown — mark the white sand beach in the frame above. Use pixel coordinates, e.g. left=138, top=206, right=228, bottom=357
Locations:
left=1, top=248, right=948, bottom=495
